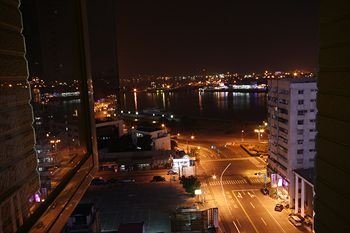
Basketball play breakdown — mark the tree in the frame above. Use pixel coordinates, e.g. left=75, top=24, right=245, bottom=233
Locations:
left=179, top=175, right=201, bottom=195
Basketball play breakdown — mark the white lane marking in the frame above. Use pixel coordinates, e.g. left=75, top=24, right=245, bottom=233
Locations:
left=232, top=220, right=241, bottom=233
left=232, top=191, right=260, bottom=233
left=247, top=191, right=255, bottom=198
left=250, top=202, right=255, bottom=208
left=252, top=191, right=286, bottom=233
left=236, top=218, right=241, bottom=227
left=260, top=217, right=267, bottom=226
left=237, top=192, right=243, bottom=198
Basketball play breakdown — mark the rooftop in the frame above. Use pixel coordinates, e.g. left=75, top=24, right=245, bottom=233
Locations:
left=294, top=168, right=315, bottom=185
left=136, top=126, right=162, bottom=132
left=72, top=203, right=94, bottom=216
left=269, top=77, right=316, bottom=84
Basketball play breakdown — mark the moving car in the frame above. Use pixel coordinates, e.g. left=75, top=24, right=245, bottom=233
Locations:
left=151, top=176, right=166, bottom=182
left=91, top=177, right=107, bottom=186
left=288, top=214, right=304, bottom=227
left=274, top=203, right=284, bottom=212
left=119, top=178, right=136, bottom=183
left=107, top=178, right=118, bottom=184
left=167, top=170, right=178, bottom=175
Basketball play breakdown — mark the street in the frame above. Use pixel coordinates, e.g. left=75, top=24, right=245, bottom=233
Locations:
left=82, top=134, right=308, bottom=233
left=188, top=135, right=307, bottom=233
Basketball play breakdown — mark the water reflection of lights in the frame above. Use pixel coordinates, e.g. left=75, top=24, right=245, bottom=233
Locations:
left=133, top=91, right=138, bottom=111
left=162, top=92, right=166, bottom=109
left=198, top=91, right=203, bottom=111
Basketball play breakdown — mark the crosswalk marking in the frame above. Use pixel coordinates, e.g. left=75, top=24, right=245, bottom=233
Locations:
left=202, top=179, right=248, bottom=186
left=248, top=177, right=265, bottom=184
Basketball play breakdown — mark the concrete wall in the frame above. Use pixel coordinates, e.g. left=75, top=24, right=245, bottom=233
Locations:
left=315, top=1, right=350, bottom=232
left=153, top=134, right=171, bottom=150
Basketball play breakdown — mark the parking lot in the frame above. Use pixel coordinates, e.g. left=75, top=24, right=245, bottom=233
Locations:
left=81, top=169, right=196, bottom=232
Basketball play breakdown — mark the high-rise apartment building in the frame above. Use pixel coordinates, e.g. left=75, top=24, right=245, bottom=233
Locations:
left=267, top=78, right=317, bottom=205
left=0, top=0, right=40, bottom=232
left=1, top=1, right=98, bottom=232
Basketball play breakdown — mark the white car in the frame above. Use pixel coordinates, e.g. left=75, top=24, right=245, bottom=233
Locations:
left=167, top=170, right=178, bottom=175
left=288, top=215, right=303, bottom=227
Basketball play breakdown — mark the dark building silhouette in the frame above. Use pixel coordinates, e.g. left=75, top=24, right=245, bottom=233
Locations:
left=64, top=203, right=100, bottom=233
left=315, top=1, right=350, bottom=232
left=0, top=0, right=98, bottom=232
left=0, top=1, right=40, bottom=232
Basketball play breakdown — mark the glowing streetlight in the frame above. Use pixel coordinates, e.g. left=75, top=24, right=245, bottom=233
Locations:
left=161, top=123, right=165, bottom=128
left=190, top=135, right=195, bottom=140
left=195, top=189, right=203, bottom=203
left=212, top=175, right=217, bottom=180
left=254, top=128, right=264, bottom=142
left=177, top=133, right=180, bottom=137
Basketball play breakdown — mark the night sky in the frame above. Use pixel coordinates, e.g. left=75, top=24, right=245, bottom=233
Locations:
left=90, top=0, right=319, bottom=76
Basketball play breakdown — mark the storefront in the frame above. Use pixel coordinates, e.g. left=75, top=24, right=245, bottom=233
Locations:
left=270, top=173, right=290, bottom=202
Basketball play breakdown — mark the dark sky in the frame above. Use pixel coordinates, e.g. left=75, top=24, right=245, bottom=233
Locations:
left=93, top=0, right=319, bottom=76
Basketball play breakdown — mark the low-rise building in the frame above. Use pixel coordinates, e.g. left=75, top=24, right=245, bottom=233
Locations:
left=132, top=126, right=171, bottom=151
left=294, top=168, right=315, bottom=232
left=64, top=203, right=100, bottom=233
left=96, top=120, right=124, bottom=149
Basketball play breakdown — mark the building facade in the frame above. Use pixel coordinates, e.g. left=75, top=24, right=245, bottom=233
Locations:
left=0, top=1, right=99, bottom=232
left=267, top=78, right=317, bottom=205
left=0, top=1, right=40, bottom=232
left=315, top=1, right=350, bottom=232
left=132, top=127, right=171, bottom=151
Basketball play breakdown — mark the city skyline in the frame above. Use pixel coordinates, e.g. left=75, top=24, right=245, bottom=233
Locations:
left=1, top=1, right=348, bottom=232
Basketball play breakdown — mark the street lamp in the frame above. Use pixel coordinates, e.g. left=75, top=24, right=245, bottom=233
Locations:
left=187, top=135, right=195, bottom=154
left=212, top=175, right=217, bottom=180
left=220, top=163, right=231, bottom=217
left=241, top=130, right=244, bottom=142
left=195, top=189, right=202, bottom=203
left=254, top=128, right=264, bottom=142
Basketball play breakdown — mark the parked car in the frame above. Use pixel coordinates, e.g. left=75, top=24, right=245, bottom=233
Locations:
left=107, top=178, right=119, bottom=184
left=288, top=214, right=304, bottom=227
left=274, top=203, right=284, bottom=212
left=91, top=177, right=107, bottom=186
left=260, top=187, right=269, bottom=195
left=167, top=170, right=178, bottom=175
left=151, top=176, right=166, bottom=182
left=119, top=178, right=135, bottom=183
